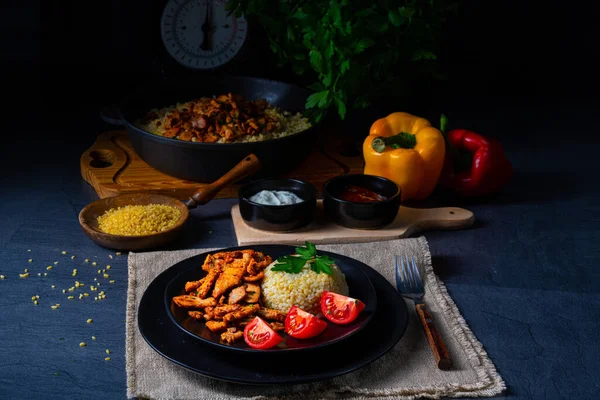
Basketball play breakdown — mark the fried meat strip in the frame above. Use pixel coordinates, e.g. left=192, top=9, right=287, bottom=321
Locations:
left=228, top=286, right=246, bottom=304
left=187, top=311, right=203, bottom=320
left=221, top=328, right=244, bottom=344
left=223, top=304, right=260, bottom=323
left=243, top=283, right=260, bottom=303
left=186, top=265, right=220, bottom=297
left=203, top=307, right=215, bottom=321
left=257, top=307, right=287, bottom=322
left=205, top=320, right=228, bottom=333
left=201, top=254, right=217, bottom=272
left=172, top=295, right=217, bottom=309
left=212, top=266, right=245, bottom=298
left=243, top=271, right=264, bottom=282
left=213, top=304, right=241, bottom=318
left=184, top=279, right=203, bottom=293
left=269, top=322, right=285, bottom=332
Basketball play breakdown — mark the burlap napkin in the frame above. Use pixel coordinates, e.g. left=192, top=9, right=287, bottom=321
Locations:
left=126, top=237, right=505, bottom=399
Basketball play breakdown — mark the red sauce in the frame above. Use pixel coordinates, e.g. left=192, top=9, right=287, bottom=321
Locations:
left=339, top=185, right=387, bottom=203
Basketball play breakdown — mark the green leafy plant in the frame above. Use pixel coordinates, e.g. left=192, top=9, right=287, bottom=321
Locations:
left=227, top=0, right=454, bottom=122
left=271, top=241, right=335, bottom=275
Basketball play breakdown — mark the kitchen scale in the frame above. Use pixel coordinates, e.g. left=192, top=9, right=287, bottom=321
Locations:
left=159, top=0, right=249, bottom=72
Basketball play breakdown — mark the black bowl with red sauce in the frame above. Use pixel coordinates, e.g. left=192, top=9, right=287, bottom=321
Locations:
left=323, top=174, right=401, bottom=229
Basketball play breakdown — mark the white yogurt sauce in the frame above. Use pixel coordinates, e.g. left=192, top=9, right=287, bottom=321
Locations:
left=249, top=190, right=304, bottom=205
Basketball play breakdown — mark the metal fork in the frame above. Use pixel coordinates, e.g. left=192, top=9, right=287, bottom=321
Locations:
left=396, top=255, right=453, bottom=370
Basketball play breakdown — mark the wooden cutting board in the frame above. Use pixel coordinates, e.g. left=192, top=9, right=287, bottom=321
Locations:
left=231, top=201, right=475, bottom=245
left=80, top=130, right=365, bottom=199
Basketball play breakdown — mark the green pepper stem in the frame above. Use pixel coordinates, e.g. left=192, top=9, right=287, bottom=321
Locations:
left=372, top=132, right=416, bottom=153
left=440, top=114, right=448, bottom=135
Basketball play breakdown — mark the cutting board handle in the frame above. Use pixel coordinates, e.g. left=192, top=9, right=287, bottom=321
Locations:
left=184, top=154, right=262, bottom=209
left=401, top=206, right=475, bottom=236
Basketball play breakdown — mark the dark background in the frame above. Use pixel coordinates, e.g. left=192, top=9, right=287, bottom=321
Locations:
left=3, top=0, right=599, bottom=137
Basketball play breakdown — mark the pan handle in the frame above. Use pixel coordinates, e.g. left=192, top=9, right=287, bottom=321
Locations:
left=183, top=154, right=262, bottom=209
left=100, top=105, right=126, bottom=126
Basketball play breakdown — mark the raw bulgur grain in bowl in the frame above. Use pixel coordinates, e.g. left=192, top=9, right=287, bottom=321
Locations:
left=261, top=260, right=349, bottom=315
left=97, top=204, right=181, bottom=236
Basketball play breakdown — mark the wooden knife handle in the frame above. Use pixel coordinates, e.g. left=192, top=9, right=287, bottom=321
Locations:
left=415, top=303, right=453, bottom=370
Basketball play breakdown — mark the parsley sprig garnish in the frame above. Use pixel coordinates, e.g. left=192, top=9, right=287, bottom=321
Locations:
left=271, top=241, right=334, bottom=275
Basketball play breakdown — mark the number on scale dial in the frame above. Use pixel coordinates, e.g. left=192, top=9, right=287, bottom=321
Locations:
left=161, top=0, right=248, bottom=70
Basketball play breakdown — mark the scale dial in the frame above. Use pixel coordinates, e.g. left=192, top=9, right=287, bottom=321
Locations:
left=160, top=0, right=248, bottom=70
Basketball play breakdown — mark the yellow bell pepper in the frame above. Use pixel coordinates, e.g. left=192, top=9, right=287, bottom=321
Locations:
left=363, top=112, right=446, bottom=201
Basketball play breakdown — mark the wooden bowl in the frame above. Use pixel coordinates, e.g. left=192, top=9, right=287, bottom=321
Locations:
left=78, top=154, right=262, bottom=251
left=78, top=193, right=190, bottom=251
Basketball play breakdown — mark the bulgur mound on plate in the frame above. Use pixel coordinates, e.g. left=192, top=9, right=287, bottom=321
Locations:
left=261, top=260, right=349, bottom=315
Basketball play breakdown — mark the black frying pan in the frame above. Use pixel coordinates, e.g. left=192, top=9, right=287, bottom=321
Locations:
left=115, top=75, right=319, bottom=183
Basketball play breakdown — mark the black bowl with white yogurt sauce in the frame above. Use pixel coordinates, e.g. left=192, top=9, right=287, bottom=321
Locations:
left=238, top=179, right=318, bottom=232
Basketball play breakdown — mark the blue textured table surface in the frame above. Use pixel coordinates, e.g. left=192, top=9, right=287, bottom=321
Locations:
left=1, top=103, right=598, bottom=400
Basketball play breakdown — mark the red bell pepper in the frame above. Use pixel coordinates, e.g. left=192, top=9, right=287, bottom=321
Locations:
left=438, top=115, right=513, bottom=197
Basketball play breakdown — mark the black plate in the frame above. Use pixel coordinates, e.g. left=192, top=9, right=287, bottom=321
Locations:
left=164, top=245, right=377, bottom=353
left=138, top=245, right=409, bottom=385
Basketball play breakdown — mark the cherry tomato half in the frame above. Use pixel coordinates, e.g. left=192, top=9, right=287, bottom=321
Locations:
left=284, top=305, right=328, bottom=339
left=320, top=291, right=365, bottom=325
left=243, top=316, right=283, bottom=349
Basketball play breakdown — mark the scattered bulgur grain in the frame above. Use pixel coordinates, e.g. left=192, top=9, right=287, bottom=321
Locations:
left=37, top=273, right=42, bottom=276
left=24, top=269, right=28, bottom=273
left=92, top=262, right=97, bottom=266
left=116, top=252, right=121, bottom=256
left=103, top=274, right=110, bottom=279
left=79, top=342, right=86, bottom=347
left=47, top=266, right=52, bottom=270
left=109, top=255, right=113, bottom=259
left=43, top=273, right=48, bottom=276
left=54, top=261, right=58, bottom=265
left=97, top=204, right=181, bottom=236
left=31, top=296, right=36, bottom=301
left=105, top=357, right=111, bottom=361
left=87, top=319, right=93, bottom=323
left=35, top=295, right=40, bottom=299
left=62, top=289, right=66, bottom=293
left=85, top=259, right=89, bottom=263
left=105, top=349, right=110, bottom=354
left=67, top=296, right=74, bottom=300
left=33, top=301, right=38, bottom=305
left=51, top=305, right=59, bottom=310
left=84, top=293, right=89, bottom=297
left=62, top=251, right=67, bottom=255
left=51, top=285, right=55, bottom=288
left=19, top=273, right=29, bottom=278
left=1, top=275, right=5, bottom=279
left=28, top=259, right=32, bottom=263
left=97, top=270, right=101, bottom=274
left=109, top=280, right=115, bottom=284
left=91, top=336, right=96, bottom=340
left=27, top=249, right=31, bottom=252
left=71, top=255, right=75, bottom=259
left=106, top=265, right=111, bottom=270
